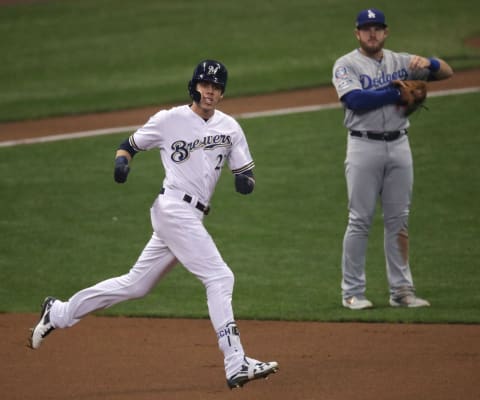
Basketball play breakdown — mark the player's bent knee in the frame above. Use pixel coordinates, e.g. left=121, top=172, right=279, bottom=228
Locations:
left=204, top=269, right=235, bottom=295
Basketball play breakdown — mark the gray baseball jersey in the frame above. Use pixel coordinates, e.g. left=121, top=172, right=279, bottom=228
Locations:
left=332, top=48, right=431, bottom=302
left=332, top=49, right=430, bottom=131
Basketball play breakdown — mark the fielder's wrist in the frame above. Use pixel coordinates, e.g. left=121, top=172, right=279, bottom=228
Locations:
left=428, top=58, right=440, bottom=72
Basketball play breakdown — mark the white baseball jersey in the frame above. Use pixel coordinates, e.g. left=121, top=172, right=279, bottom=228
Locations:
left=129, top=105, right=254, bottom=204
left=332, top=49, right=430, bottom=131
left=47, top=101, right=257, bottom=379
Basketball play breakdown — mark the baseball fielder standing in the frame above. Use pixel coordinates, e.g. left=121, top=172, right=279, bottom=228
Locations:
left=332, top=9, right=453, bottom=309
left=30, top=59, right=279, bottom=389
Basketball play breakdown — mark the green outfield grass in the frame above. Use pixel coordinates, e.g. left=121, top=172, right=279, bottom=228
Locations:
left=1, top=93, right=479, bottom=323
left=1, top=0, right=479, bottom=122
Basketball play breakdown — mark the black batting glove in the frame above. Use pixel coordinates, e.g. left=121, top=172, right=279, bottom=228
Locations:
left=114, top=156, right=130, bottom=183
left=234, top=173, right=255, bottom=194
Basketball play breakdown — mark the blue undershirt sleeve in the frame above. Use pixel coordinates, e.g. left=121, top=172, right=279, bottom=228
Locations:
left=342, top=87, right=401, bottom=111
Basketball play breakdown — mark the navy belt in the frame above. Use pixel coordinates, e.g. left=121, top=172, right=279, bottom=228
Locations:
left=350, top=130, right=407, bottom=141
left=159, top=188, right=210, bottom=215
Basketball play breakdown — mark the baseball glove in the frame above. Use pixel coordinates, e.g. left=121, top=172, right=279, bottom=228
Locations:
left=392, top=80, right=427, bottom=116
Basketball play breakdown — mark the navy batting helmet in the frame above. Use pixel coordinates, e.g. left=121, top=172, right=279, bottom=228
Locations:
left=188, top=59, right=228, bottom=103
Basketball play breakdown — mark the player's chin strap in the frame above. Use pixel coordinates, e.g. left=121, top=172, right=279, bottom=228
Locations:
left=191, top=89, right=201, bottom=103
left=188, top=78, right=225, bottom=104
left=188, top=80, right=202, bottom=103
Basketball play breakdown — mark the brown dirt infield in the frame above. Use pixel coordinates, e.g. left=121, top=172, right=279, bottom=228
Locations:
left=1, top=315, right=479, bottom=400
left=1, top=69, right=479, bottom=400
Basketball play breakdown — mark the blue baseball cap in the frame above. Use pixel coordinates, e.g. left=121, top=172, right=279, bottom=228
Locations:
left=356, top=8, right=387, bottom=28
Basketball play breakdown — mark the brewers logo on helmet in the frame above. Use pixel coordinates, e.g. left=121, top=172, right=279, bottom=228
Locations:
left=188, top=60, right=228, bottom=102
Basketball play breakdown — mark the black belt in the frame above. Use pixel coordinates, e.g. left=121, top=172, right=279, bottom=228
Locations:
left=159, top=187, right=210, bottom=215
left=350, top=130, right=407, bottom=141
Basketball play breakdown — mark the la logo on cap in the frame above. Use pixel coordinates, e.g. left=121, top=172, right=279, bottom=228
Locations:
left=356, top=8, right=386, bottom=28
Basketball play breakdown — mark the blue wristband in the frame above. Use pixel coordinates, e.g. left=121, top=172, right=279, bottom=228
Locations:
left=428, top=58, right=440, bottom=72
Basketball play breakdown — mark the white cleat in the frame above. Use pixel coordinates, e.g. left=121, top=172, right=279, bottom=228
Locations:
left=390, top=295, right=430, bottom=308
left=226, top=356, right=279, bottom=389
left=342, top=296, right=373, bottom=310
left=29, top=296, right=56, bottom=349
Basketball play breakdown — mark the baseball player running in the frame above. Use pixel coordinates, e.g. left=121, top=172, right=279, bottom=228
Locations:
left=29, top=59, right=279, bottom=389
left=332, top=9, right=453, bottom=309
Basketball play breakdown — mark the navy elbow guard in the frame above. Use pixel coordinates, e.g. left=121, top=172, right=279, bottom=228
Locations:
left=118, top=137, right=138, bottom=158
left=114, top=156, right=130, bottom=183
left=234, top=173, right=255, bottom=194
